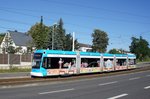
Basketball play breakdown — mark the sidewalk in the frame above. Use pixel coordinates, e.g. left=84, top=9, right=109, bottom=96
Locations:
left=0, top=72, right=30, bottom=79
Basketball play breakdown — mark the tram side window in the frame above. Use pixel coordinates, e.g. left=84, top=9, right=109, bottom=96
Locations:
left=104, top=59, right=113, bottom=68
left=42, top=57, right=76, bottom=69
left=42, top=57, right=60, bottom=69
left=81, top=58, right=100, bottom=68
left=61, top=58, right=76, bottom=69
left=116, top=59, right=127, bottom=66
left=50, top=58, right=60, bottom=69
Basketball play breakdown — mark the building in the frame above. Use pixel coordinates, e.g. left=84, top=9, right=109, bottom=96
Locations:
left=0, top=30, right=33, bottom=54
left=78, top=43, right=92, bottom=52
left=0, top=30, right=93, bottom=53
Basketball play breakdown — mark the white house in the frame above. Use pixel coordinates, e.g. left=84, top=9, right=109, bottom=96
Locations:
left=78, top=43, right=92, bottom=52
left=0, top=30, right=33, bottom=54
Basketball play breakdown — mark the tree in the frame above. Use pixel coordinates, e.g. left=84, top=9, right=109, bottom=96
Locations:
left=53, top=18, right=66, bottom=50
left=92, top=29, right=109, bottom=52
left=109, top=48, right=121, bottom=54
left=129, top=36, right=150, bottom=61
left=47, top=26, right=53, bottom=49
left=4, top=32, right=14, bottom=53
left=109, top=48, right=127, bottom=54
left=28, top=16, right=50, bottom=49
left=63, top=33, right=72, bottom=50
left=0, top=33, right=5, bottom=43
left=74, top=39, right=79, bottom=50
left=27, top=46, right=33, bottom=53
left=28, top=17, right=79, bottom=51
left=49, top=18, right=79, bottom=51
left=0, top=33, right=5, bottom=53
left=7, top=46, right=15, bottom=54
left=63, top=33, right=79, bottom=51
left=48, top=18, right=66, bottom=50
left=15, top=46, right=22, bottom=54
left=57, top=18, right=66, bottom=50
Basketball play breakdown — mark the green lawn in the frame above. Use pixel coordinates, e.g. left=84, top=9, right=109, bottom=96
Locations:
left=0, top=67, right=31, bottom=73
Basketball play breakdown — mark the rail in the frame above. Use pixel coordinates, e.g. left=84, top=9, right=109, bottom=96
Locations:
left=0, top=66, right=150, bottom=86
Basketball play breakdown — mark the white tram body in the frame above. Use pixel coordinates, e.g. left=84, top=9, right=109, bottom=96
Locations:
left=30, top=50, right=136, bottom=77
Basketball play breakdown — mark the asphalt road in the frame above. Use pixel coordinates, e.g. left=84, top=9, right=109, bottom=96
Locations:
left=0, top=70, right=150, bottom=99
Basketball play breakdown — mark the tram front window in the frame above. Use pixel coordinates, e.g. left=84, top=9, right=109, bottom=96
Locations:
left=32, top=60, right=41, bottom=69
left=32, top=53, right=42, bottom=69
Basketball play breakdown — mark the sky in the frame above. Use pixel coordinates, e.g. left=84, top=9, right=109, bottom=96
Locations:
left=0, top=0, right=150, bottom=51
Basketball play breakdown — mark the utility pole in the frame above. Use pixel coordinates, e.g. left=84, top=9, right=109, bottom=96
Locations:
left=52, top=25, right=54, bottom=50
left=72, top=32, right=75, bottom=51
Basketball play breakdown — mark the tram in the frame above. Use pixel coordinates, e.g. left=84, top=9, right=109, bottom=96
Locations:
left=30, top=50, right=136, bottom=77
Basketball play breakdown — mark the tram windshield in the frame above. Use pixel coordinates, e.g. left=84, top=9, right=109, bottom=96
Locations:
left=32, top=53, right=42, bottom=69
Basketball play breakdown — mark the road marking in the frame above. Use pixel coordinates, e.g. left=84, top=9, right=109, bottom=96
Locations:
left=129, top=77, right=140, bottom=80
left=23, top=83, right=38, bottom=87
left=144, top=86, right=150, bottom=89
left=99, top=81, right=118, bottom=86
left=107, top=93, right=128, bottom=99
left=39, top=88, right=75, bottom=95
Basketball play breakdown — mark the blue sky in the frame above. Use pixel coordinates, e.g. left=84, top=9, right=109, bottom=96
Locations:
left=0, top=0, right=150, bottom=51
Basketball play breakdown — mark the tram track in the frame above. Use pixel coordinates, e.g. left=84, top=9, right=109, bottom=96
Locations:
left=0, top=66, right=150, bottom=86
